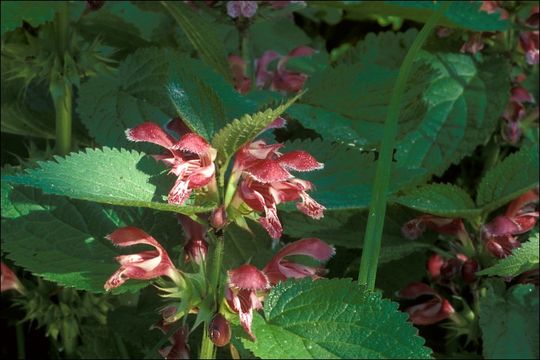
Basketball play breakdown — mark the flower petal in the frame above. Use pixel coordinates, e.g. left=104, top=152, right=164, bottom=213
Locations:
left=228, top=264, right=270, bottom=290
left=278, top=150, right=323, bottom=172
left=171, top=133, right=211, bottom=155
left=125, top=122, right=175, bottom=149
left=245, top=160, right=292, bottom=183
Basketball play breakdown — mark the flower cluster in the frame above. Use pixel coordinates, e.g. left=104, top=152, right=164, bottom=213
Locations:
left=230, top=136, right=325, bottom=238
left=229, top=46, right=315, bottom=94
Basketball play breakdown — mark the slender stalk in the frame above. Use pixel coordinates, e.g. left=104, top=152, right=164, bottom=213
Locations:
left=200, top=327, right=216, bottom=359
left=357, top=2, right=452, bottom=290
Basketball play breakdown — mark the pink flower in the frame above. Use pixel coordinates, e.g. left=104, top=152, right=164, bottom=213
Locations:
left=104, top=227, right=181, bottom=291
left=1, top=262, right=25, bottom=294
left=227, top=1, right=258, bottom=18
left=178, top=215, right=208, bottom=264
left=263, top=238, right=335, bottom=285
left=402, top=215, right=469, bottom=244
left=482, top=190, right=539, bottom=258
left=226, top=264, right=270, bottom=339
left=229, top=55, right=251, bottom=94
left=460, top=33, right=485, bottom=54
left=398, top=283, right=455, bottom=325
left=255, top=51, right=281, bottom=89
left=126, top=121, right=217, bottom=205
left=520, top=31, right=539, bottom=65
left=231, top=139, right=324, bottom=238
left=479, top=1, right=509, bottom=19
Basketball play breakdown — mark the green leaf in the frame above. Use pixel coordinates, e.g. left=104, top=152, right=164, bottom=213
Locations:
left=167, top=59, right=227, bottom=141
left=2, top=147, right=214, bottom=215
left=162, top=1, right=231, bottom=82
left=77, top=48, right=252, bottom=147
left=243, top=278, right=431, bottom=359
left=394, top=183, right=480, bottom=219
left=477, top=230, right=539, bottom=277
left=476, top=144, right=540, bottom=214
left=1, top=186, right=180, bottom=293
left=1, top=1, right=65, bottom=35
left=250, top=17, right=313, bottom=55
left=212, top=94, right=302, bottom=167
left=280, top=139, right=425, bottom=210
left=479, top=280, right=539, bottom=359
left=281, top=206, right=433, bottom=263
left=77, top=48, right=172, bottom=148
left=311, top=1, right=509, bottom=31
left=396, top=52, right=510, bottom=178
left=223, top=219, right=273, bottom=270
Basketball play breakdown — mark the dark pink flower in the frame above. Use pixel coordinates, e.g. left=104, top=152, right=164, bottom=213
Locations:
left=227, top=1, right=258, bottom=18
left=255, top=51, right=281, bottom=89
left=402, top=215, right=469, bottom=244
left=210, top=205, right=227, bottom=230
left=398, top=283, right=455, bottom=325
left=461, top=259, right=479, bottom=284
left=479, top=1, right=509, bottom=19
left=460, top=33, right=485, bottom=55
left=482, top=190, right=538, bottom=258
left=272, top=46, right=315, bottom=93
left=1, top=262, right=25, bottom=294
left=104, top=227, right=181, bottom=290
left=263, top=238, right=335, bottom=285
left=178, top=215, right=208, bottom=264
left=520, top=31, right=539, bottom=65
left=226, top=264, right=270, bottom=339
left=126, top=122, right=217, bottom=205
left=229, top=54, right=251, bottom=94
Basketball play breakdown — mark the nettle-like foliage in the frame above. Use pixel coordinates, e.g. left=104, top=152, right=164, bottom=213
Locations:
left=1, top=1, right=539, bottom=359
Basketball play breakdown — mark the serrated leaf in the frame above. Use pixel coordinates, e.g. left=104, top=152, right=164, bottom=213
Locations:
left=479, top=280, right=539, bottom=359
left=77, top=48, right=253, bottom=148
left=223, top=219, right=274, bottom=270
left=77, top=48, right=172, bottom=148
left=476, top=144, right=540, bottom=214
left=162, top=1, right=231, bottom=82
left=477, top=230, right=539, bottom=277
left=280, top=139, right=425, bottom=210
left=2, top=147, right=214, bottom=214
left=312, top=1, right=509, bottom=31
left=394, top=183, right=480, bottom=219
left=212, top=94, right=302, bottom=166
left=243, top=278, right=431, bottom=359
left=167, top=60, right=227, bottom=140
left=1, top=1, right=64, bottom=35
left=396, top=52, right=510, bottom=178
left=1, top=186, right=180, bottom=293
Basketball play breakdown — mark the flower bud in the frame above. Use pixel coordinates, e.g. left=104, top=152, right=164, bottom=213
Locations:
left=440, top=259, right=462, bottom=281
left=210, top=206, right=227, bottom=230
left=427, top=254, right=445, bottom=278
left=209, top=313, right=231, bottom=347
left=461, top=260, right=478, bottom=284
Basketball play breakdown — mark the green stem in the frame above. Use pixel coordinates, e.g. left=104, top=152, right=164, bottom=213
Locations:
left=53, top=82, right=73, bottom=156
left=200, top=327, right=216, bottom=359
left=16, top=322, right=25, bottom=360
left=200, top=232, right=225, bottom=359
left=52, top=3, right=72, bottom=156
left=357, top=2, right=451, bottom=290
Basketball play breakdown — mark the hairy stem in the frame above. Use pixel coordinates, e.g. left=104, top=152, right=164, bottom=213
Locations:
left=200, top=232, right=225, bottom=359
left=53, top=81, right=73, bottom=156
left=357, top=2, right=452, bottom=290
left=52, top=4, right=72, bottom=156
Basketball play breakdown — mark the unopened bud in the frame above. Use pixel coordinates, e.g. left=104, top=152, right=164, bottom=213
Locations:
left=184, top=239, right=208, bottom=264
left=210, top=206, right=227, bottom=230
left=427, top=254, right=444, bottom=278
left=440, top=259, right=462, bottom=281
left=461, top=260, right=478, bottom=284
left=209, top=313, right=231, bottom=347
